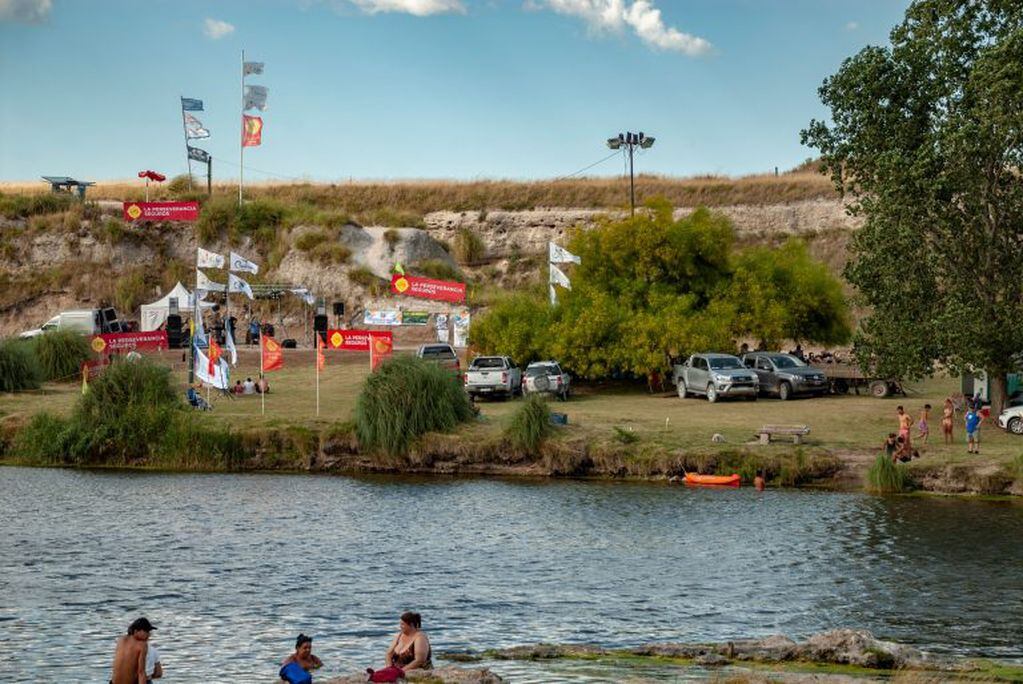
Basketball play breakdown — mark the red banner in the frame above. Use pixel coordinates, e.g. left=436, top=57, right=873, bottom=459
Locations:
left=370, top=332, right=393, bottom=371
left=243, top=115, right=263, bottom=147
left=90, top=331, right=168, bottom=354
left=123, top=201, right=199, bottom=222
left=390, top=274, right=466, bottom=303
left=262, top=335, right=283, bottom=372
left=326, top=329, right=392, bottom=351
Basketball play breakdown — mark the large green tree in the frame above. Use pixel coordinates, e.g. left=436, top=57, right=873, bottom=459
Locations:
left=472, top=201, right=850, bottom=379
left=801, top=0, right=1023, bottom=408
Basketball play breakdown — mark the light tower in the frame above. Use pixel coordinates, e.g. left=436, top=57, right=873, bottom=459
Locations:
left=607, top=131, right=655, bottom=216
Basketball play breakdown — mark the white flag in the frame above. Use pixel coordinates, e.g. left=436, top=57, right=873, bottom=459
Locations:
left=225, top=319, right=238, bottom=366
left=549, top=242, right=581, bottom=265
left=243, top=85, right=268, bottom=111
left=196, top=268, right=225, bottom=292
left=184, top=113, right=210, bottom=139
left=228, top=273, right=255, bottom=300
left=194, top=347, right=230, bottom=390
left=197, top=247, right=225, bottom=269
left=229, top=251, right=259, bottom=274
left=550, top=264, right=572, bottom=289
left=243, top=61, right=264, bottom=76
left=291, top=287, right=315, bottom=306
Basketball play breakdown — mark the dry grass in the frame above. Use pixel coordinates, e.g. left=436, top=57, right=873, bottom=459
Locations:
left=1, top=170, right=836, bottom=215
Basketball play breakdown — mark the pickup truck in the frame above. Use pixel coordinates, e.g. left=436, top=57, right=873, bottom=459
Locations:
left=741, top=352, right=829, bottom=400
left=416, top=344, right=460, bottom=373
left=673, top=353, right=759, bottom=402
left=464, top=356, right=522, bottom=400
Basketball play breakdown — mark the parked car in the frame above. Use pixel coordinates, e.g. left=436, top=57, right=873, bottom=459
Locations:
left=416, top=344, right=461, bottom=373
left=673, top=353, right=758, bottom=402
left=465, top=356, right=522, bottom=400
left=997, top=405, right=1023, bottom=434
left=523, top=361, right=571, bottom=401
left=19, top=309, right=106, bottom=339
left=741, top=352, right=829, bottom=400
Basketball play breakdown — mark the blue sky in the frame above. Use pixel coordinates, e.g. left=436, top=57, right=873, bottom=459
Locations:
left=0, top=0, right=911, bottom=183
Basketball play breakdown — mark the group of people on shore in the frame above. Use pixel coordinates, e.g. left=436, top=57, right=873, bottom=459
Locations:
left=885, top=395, right=986, bottom=462
left=231, top=376, right=270, bottom=396
left=109, top=612, right=430, bottom=684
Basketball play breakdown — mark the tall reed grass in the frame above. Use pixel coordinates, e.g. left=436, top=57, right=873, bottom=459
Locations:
left=354, top=357, right=474, bottom=456
left=506, top=394, right=553, bottom=454
left=31, top=330, right=92, bottom=382
left=866, top=453, right=911, bottom=493
left=0, top=339, right=41, bottom=391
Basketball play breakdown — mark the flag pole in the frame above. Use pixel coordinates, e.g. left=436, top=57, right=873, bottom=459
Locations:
left=316, top=336, right=321, bottom=418
left=260, top=330, right=265, bottom=417
left=180, top=95, right=193, bottom=191
left=239, top=50, right=245, bottom=207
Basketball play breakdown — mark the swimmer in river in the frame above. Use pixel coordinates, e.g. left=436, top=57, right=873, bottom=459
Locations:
left=109, top=617, right=154, bottom=684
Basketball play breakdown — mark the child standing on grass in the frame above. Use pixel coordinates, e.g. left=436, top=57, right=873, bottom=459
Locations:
left=916, top=404, right=931, bottom=446
left=942, top=397, right=955, bottom=444
left=965, top=406, right=983, bottom=454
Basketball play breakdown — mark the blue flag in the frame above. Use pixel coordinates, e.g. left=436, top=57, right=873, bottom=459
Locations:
left=181, top=97, right=204, bottom=111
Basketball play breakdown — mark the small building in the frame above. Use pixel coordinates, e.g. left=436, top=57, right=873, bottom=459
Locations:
left=41, top=176, right=95, bottom=200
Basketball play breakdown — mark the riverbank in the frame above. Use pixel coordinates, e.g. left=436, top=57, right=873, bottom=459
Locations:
left=1, top=351, right=1021, bottom=496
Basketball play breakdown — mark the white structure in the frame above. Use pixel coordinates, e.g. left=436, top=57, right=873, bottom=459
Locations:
left=140, top=282, right=215, bottom=332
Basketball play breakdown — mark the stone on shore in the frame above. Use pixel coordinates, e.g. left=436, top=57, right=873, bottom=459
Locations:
left=320, top=665, right=504, bottom=683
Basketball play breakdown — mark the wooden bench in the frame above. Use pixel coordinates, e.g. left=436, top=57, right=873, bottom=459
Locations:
left=757, top=424, right=810, bottom=445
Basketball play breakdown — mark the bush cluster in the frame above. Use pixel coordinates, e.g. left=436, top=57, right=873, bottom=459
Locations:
left=0, top=339, right=41, bottom=392
left=866, top=453, right=911, bottom=494
left=506, top=393, right=553, bottom=454
left=31, top=330, right=92, bottom=381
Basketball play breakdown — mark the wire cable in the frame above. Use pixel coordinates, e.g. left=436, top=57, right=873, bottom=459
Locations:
left=553, top=150, right=622, bottom=181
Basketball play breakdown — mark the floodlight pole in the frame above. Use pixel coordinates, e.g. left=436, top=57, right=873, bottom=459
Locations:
left=607, top=131, right=655, bottom=217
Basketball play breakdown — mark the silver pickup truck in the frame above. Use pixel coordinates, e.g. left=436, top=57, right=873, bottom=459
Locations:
left=464, top=356, right=522, bottom=399
left=673, top=353, right=759, bottom=402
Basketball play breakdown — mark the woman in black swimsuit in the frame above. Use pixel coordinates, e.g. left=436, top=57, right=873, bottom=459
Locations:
left=385, top=611, right=432, bottom=672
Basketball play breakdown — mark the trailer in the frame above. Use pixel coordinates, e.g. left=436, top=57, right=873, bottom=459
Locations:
left=812, top=363, right=905, bottom=398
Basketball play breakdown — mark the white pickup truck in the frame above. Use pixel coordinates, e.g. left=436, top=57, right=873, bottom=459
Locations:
left=464, top=356, right=522, bottom=400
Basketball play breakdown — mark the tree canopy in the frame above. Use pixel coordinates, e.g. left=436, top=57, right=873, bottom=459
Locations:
left=801, top=0, right=1023, bottom=406
left=471, top=201, right=850, bottom=379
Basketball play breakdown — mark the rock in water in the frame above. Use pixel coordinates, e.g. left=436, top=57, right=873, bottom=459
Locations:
left=322, top=665, right=505, bottom=683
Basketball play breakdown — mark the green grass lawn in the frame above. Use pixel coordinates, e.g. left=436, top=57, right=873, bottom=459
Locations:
left=2, top=349, right=1021, bottom=474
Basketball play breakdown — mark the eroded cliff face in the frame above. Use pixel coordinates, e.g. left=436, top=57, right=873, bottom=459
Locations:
left=0, top=199, right=858, bottom=337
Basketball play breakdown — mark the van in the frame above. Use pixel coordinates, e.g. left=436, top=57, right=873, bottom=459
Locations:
left=19, top=310, right=103, bottom=339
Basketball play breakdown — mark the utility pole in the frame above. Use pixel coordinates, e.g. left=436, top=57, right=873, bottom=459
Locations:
left=607, top=131, right=655, bottom=216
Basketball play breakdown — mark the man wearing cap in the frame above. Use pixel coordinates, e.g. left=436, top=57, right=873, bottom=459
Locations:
left=110, top=617, right=155, bottom=684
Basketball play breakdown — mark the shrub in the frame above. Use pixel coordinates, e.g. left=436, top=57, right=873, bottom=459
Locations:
left=237, top=199, right=287, bottom=236
left=453, top=228, right=486, bottom=265
left=10, top=412, right=69, bottom=464
left=295, top=230, right=329, bottom=252
left=115, top=268, right=149, bottom=316
left=32, top=331, right=92, bottom=382
left=866, top=453, right=911, bottom=494
left=0, top=192, right=74, bottom=219
left=506, top=393, right=553, bottom=454
left=413, top=259, right=462, bottom=282
left=311, top=242, right=352, bottom=264
left=348, top=267, right=381, bottom=288
left=383, top=228, right=401, bottom=249
left=354, top=356, right=474, bottom=456
left=0, top=339, right=41, bottom=391
left=196, top=196, right=237, bottom=243
left=167, top=174, right=193, bottom=196
left=613, top=426, right=639, bottom=444
left=79, top=359, right=179, bottom=417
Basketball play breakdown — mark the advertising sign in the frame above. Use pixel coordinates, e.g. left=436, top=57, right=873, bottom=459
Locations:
left=390, top=274, right=466, bottom=304
left=327, top=329, right=393, bottom=352
left=401, top=311, right=430, bottom=326
left=123, top=201, right=200, bottom=222
left=363, top=310, right=402, bottom=326
left=90, top=331, right=168, bottom=354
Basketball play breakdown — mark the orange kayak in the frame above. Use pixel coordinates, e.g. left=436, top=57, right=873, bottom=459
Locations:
left=684, top=472, right=741, bottom=487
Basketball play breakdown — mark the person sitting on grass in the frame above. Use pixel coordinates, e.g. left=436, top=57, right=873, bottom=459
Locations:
left=243, top=377, right=257, bottom=395
left=232, top=380, right=244, bottom=396
left=257, top=377, right=270, bottom=394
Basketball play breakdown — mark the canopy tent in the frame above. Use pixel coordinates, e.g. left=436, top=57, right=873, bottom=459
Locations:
left=140, top=282, right=215, bottom=332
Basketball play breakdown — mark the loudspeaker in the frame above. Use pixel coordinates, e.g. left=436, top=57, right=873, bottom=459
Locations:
left=282, top=338, right=297, bottom=349
left=166, top=314, right=183, bottom=349
left=333, top=302, right=345, bottom=317
left=102, top=307, right=117, bottom=323
left=107, top=321, right=123, bottom=333
left=314, top=314, right=328, bottom=338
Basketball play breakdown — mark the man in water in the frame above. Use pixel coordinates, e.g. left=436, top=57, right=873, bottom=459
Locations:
left=110, top=617, right=155, bottom=684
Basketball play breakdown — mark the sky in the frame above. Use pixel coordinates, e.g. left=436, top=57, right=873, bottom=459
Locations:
left=0, top=0, right=912, bottom=183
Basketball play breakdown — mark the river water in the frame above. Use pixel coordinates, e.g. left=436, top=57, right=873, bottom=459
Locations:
left=0, top=468, right=1020, bottom=682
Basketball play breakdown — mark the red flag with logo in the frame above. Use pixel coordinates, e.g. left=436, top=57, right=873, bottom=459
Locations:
left=316, top=334, right=326, bottom=371
left=242, top=115, right=263, bottom=147
left=261, top=335, right=283, bottom=372
left=208, top=339, right=222, bottom=375
left=369, top=332, right=393, bottom=371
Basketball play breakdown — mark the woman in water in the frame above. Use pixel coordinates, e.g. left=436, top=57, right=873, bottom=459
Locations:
left=384, top=611, right=432, bottom=673
left=281, top=634, right=322, bottom=674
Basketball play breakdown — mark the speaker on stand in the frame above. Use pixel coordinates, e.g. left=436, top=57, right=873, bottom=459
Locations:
left=332, top=301, right=345, bottom=329
left=166, top=315, right=183, bottom=349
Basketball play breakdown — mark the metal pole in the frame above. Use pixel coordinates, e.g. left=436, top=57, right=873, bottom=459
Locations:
left=180, top=95, right=193, bottom=191
left=207, top=158, right=212, bottom=196
left=239, top=49, right=245, bottom=207
left=629, top=139, right=635, bottom=217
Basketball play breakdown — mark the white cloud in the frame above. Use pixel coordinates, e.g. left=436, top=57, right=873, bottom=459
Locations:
left=845, top=21, right=859, bottom=31
left=535, top=0, right=711, bottom=56
left=347, top=0, right=465, bottom=15
left=0, top=0, right=52, bottom=23
left=203, top=17, right=235, bottom=39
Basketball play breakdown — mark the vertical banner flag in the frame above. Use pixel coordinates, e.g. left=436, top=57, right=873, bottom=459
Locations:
left=208, top=338, right=222, bottom=375
left=228, top=273, right=255, bottom=300
left=197, top=247, right=225, bottom=269
left=262, top=335, right=283, bottom=372
left=195, top=346, right=230, bottom=390
left=317, top=334, right=326, bottom=371
left=369, top=332, right=393, bottom=371
left=188, top=146, right=210, bottom=163
left=229, top=251, right=259, bottom=274
left=243, top=85, right=268, bottom=111
left=185, top=113, right=210, bottom=139
left=550, top=264, right=572, bottom=290
left=196, top=268, right=225, bottom=293
left=225, top=319, right=238, bottom=366
left=181, top=97, right=204, bottom=111
left=242, top=115, right=263, bottom=147
left=549, top=242, right=581, bottom=264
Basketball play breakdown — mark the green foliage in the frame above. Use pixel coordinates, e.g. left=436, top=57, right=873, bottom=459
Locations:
left=166, top=174, right=193, bottom=196
left=354, top=356, right=474, bottom=456
left=453, top=228, right=486, bottom=265
left=801, top=1, right=1023, bottom=402
left=383, top=228, right=401, bottom=249
left=0, top=339, right=41, bottom=391
left=506, top=393, right=553, bottom=454
left=295, top=230, right=329, bottom=251
left=114, top=267, right=148, bottom=316
left=413, top=259, right=462, bottom=282
left=866, top=453, right=911, bottom=494
left=32, top=331, right=91, bottom=382
left=0, top=192, right=74, bottom=219
left=612, top=426, right=639, bottom=444
left=473, top=201, right=848, bottom=378
left=196, top=197, right=287, bottom=245
left=348, top=266, right=382, bottom=289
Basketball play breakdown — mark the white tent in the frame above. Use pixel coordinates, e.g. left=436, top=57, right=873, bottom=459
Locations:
left=140, top=282, right=215, bottom=332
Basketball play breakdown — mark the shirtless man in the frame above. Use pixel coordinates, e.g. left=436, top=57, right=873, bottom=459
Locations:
left=110, top=617, right=155, bottom=684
